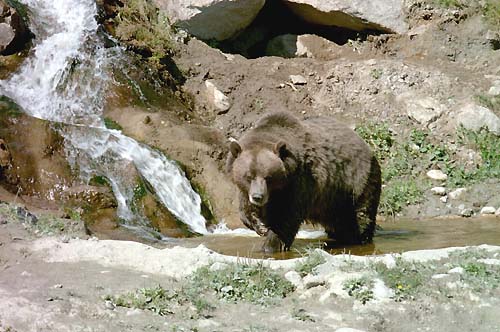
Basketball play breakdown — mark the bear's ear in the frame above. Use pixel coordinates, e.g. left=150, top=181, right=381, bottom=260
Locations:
left=230, top=141, right=242, bottom=158
left=274, top=141, right=288, bottom=159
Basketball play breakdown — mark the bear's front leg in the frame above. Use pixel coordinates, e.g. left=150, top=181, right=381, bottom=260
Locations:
left=262, top=230, right=286, bottom=253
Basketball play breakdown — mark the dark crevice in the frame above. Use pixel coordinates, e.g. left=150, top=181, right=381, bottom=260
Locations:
left=213, top=0, right=384, bottom=59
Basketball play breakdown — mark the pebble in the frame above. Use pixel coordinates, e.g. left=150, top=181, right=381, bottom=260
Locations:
left=449, top=188, right=466, bottom=200
left=426, top=169, right=447, bottom=181
left=104, top=300, right=116, bottom=310
left=448, top=267, right=465, bottom=274
left=440, top=196, right=448, bottom=203
left=480, top=206, right=496, bottom=214
left=290, top=75, right=307, bottom=85
left=53, top=284, right=63, bottom=289
left=460, top=208, right=474, bottom=217
left=431, top=186, right=446, bottom=196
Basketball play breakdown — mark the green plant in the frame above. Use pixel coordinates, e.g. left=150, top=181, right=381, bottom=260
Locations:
left=355, top=122, right=394, bottom=161
left=294, top=249, right=326, bottom=277
left=483, top=0, right=500, bottom=26
left=475, top=94, right=500, bottom=112
left=105, top=285, right=178, bottom=316
left=189, top=262, right=295, bottom=305
left=291, top=307, right=315, bottom=322
left=113, top=0, right=175, bottom=64
left=435, top=0, right=465, bottom=8
left=374, top=258, right=432, bottom=301
left=379, top=179, right=426, bottom=216
left=342, top=277, right=374, bottom=304
left=103, top=117, right=123, bottom=131
left=370, top=68, right=383, bottom=79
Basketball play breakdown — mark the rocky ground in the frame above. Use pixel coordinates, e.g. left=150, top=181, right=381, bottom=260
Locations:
left=1, top=203, right=500, bottom=332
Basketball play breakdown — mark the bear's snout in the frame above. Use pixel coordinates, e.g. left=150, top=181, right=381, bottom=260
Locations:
left=249, top=177, right=268, bottom=206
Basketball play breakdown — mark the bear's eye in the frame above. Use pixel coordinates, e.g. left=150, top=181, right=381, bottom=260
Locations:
left=245, top=174, right=253, bottom=182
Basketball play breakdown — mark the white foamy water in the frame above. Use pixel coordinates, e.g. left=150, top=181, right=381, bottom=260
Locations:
left=0, top=0, right=207, bottom=234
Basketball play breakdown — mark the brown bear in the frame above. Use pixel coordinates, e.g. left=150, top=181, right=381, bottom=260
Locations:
left=226, top=111, right=381, bottom=252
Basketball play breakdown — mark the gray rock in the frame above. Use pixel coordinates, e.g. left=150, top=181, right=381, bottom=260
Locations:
left=154, top=0, right=265, bottom=41
left=480, top=206, right=496, bottom=215
left=496, top=207, right=500, bottom=216
left=284, top=270, right=303, bottom=287
left=398, top=93, right=444, bottom=125
left=335, top=328, right=367, bottom=332
left=290, top=75, right=307, bottom=85
left=266, top=34, right=343, bottom=60
left=448, top=188, right=466, bottom=200
left=460, top=208, right=474, bottom=217
left=455, top=103, right=500, bottom=135
left=426, top=170, right=447, bottom=181
left=205, top=80, right=231, bottom=114
left=283, top=0, right=408, bottom=34
left=431, top=187, right=446, bottom=196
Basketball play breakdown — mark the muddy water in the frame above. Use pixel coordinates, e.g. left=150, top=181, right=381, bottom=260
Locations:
left=94, top=216, right=500, bottom=259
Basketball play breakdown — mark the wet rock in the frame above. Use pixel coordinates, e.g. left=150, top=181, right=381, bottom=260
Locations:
left=154, top=0, right=265, bottom=41
left=0, top=138, right=11, bottom=169
left=426, top=170, right=447, bottom=181
left=431, top=187, right=446, bottom=196
left=205, top=80, right=231, bottom=114
left=282, top=0, right=408, bottom=34
left=448, top=188, right=466, bottom=200
left=455, top=103, right=500, bottom=135
left=460, top=208, right=474, bottom=217
left=0, top=0, right=30, bottom=55
left=62, top=185, right=117, bottom=210
left=0, top=104, right=75, bottom=198
left=480, top=206, right=496, bottom=215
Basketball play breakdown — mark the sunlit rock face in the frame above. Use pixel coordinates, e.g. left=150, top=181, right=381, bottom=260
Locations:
left=282, top=0, right=408, bottom=34
left=154, top=0, right=266, bottom=41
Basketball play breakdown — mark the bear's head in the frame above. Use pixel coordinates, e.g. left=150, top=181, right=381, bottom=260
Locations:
left=228, top=140, right=288, bottom=207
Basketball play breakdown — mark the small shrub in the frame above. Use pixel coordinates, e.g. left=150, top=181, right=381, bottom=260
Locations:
left=374, top=258, right=432, bottom=301
left=189, top=262, right=295, bottom=305
left=114, top=0, right=175, bottom=64
left=291, top=307, right=316, bottom=322
left=295, top=250, right=326, bottom=277
left=105, top=285, right=177, bottom=316
left=342, top=277, right=374, bottom=304
left=379, top=179, right=426, bottom=216
left=103, top=117, right=123, bottom=131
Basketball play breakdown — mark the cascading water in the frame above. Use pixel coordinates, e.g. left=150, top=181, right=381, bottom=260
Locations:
left=0, top=0, right=207, bottom=235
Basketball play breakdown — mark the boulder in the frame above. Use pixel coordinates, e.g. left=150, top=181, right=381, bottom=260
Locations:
left=282, top=0, right=408, bottom=34
left=455, top=103, right=500, bottom=135
left=266, top=33, right=342, bottom=60
left=0, top=0, right=29, bottom=55
left=153, top=0, right=266, bottom=41
left=397, top=93, right=444, bottom=125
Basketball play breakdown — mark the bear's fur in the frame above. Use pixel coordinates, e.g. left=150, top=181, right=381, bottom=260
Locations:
left=226, top=111, right=381, bottom=251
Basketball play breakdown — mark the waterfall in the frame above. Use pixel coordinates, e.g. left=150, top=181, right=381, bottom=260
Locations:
left=0, top=0, right=207, bottom=235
